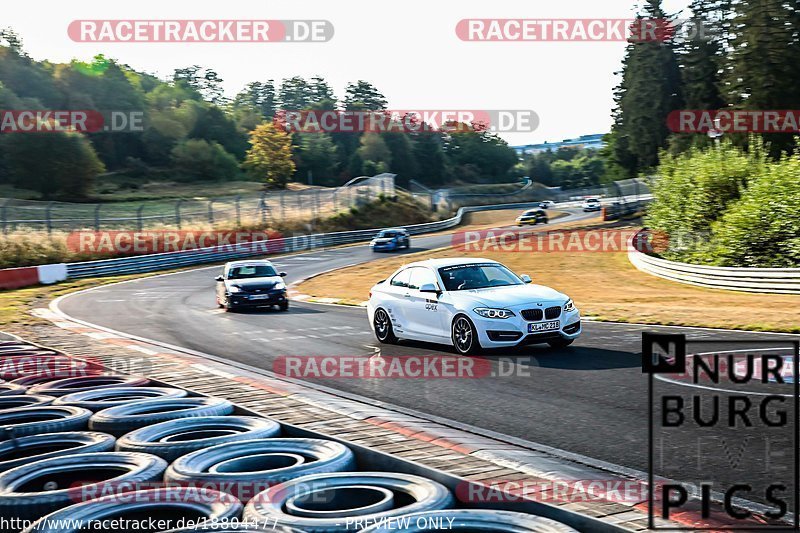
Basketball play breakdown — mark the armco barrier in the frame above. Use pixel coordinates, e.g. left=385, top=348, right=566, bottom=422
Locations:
left=62, top=201, right=549, bottom=280
left=0, top=264, right=67, bottom=290
left=628, top=246, right=800, bottom=294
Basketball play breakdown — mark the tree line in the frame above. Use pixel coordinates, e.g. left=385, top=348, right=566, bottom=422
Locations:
left=0, top=30, right=520, bottom=200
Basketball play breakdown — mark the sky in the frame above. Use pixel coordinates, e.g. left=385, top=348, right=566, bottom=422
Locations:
left=4, top=0, right=690, bottom=145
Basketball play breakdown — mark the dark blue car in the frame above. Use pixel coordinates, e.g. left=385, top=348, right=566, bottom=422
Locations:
left=370, top=228, right=410, bottom=252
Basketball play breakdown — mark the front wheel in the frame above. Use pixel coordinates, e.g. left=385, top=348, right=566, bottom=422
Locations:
left=547, top=337, right=574, bottom=348
left=373, top=308, right=397, bottom=344
left=452, top=315, right=481, bottom=355
left=278, top=301, right=289, bottom=312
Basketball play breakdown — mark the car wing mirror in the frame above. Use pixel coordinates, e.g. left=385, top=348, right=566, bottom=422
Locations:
left=520, top=274, right=532, bottom=284
left=279, top=272, right=287, bottom=277
left=419, top=283, right=441, bottom=294
left=215, top=275, right=224, bottom=282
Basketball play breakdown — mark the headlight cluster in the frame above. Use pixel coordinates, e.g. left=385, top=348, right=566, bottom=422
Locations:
left=228, top=285, right=242, bottom=293
left=564, top=299, right=575, bottom=312
left=473, top=307, right=515, bottom=319
left=274, top=281, right=286, bottom=291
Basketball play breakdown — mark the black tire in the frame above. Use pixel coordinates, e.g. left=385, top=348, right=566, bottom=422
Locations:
left=165, top=438, right=356, bottom=502
left=358, top=509, right=578, bottom=532
left=0, top=432, right=116, bottom=473
left=0, top=355, right=99, bottom=380
left=547, top=337, right=574, bottom=349
left=451, top=315, right=481, bottom=355
left=279, top=301, right=289, bottom=312
left=23, top=487, right=242, bottom=533
left=53, top=387, right=188, bottom=411
left=11, top=371, right=104, bottom=388
left=0, top=383, right=27, bottom=396
left=244, top=472, right=453, bottom=532
left=89, top=397, right=234, bottom=436
left=116, top=416, right=281, bottom=462
left=373, top=308, right=397, bottom=344
left=0, top=406, right=92, bottom=439
left=28, top=375, right=150, bottom=397
left=0, top=452, right=167, bottom=521
left=0, top=394, right=55, bottom=410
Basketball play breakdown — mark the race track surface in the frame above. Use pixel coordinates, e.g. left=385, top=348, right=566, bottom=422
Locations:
left=57, top=209, right=800, bottom=507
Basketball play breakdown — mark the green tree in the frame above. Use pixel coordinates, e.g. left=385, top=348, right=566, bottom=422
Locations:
left=293, top=133, right=338, bottom=185
left=608, top=0, right=683, bottom=177
left=170, top=139, right=239, bottom=181
left=243, top=122, right=296, bottom=188
left=411, top=131, right=446, bottom=186
left=343, top=81, right=387, bottom=110
left=2, top=132, right=105, bottom=199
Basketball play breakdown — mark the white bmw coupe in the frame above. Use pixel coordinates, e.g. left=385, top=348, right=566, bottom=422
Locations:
left=367, top=258, right=581, bottom=354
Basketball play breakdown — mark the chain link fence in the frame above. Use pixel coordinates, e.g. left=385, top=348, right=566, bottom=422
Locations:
left=0, top=175, right=395, bottom=234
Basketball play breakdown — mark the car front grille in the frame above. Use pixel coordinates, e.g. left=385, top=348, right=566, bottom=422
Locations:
left=545, top=306, right=561, bottom=320
left=521, top=309, right=543, bottom=321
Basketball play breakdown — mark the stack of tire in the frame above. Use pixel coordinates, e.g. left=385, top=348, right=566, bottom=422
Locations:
left=0, top=341, right=578, bottom=532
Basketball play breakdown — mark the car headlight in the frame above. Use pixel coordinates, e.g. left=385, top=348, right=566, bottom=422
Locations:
left=473, top=307, right=515, bottom=319
left=228, top=285, right=242, bottom=293
left=273, top=281, right=286, bottom=291
left=564, top=299, right=575, bottom=312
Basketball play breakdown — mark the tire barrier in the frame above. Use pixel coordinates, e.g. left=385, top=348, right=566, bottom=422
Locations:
left=89, top=397, right=235, bottom=436
left=357, top=509, right=579, bottom=532
left=165, top=438, right=356, bottom=502
left=116, top=416, right=282, bottom=462
left=0, top=405, right=92, bottom=439
left=0, top=382, right=28, bottom=396
left=22, top=487, right=243, bottom=533
left=0, top=451, right=168, bottom=521
left=0, top=431, right=116, bottom=473
left=0, top=355, right=82, bottom=380
left=53, top=386, right=188, bottom=411
left=0, top=394, right=55, bottom=409
left=244, top=472, right=454, bottom=532
left=27, top=374, right=150, bottom=397
left=11, top=372, right=105, bottom=388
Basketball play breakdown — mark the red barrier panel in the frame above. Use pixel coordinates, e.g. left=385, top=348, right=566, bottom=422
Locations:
left=0, top=266, right=39, bottom=290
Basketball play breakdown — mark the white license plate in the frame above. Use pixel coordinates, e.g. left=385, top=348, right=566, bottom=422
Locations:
left=528, top=321, right=560, bottom=333
left=248, top=294, right=272, bottom=300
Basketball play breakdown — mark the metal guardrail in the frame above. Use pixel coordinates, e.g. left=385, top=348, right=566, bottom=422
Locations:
left=65, top=201, right=549, bottom=279
left=628, top=246, right=800, bottom=294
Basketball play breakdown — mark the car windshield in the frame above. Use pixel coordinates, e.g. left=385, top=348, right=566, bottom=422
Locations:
left=227, top=265, right=277, bottom=279
left=438, top=263, right=524, bottom=291
left=586, top=199, right=599, bottom=203
left=377, top=231, right=398, bottom=238
left=523, top=210, right=537, bottom=216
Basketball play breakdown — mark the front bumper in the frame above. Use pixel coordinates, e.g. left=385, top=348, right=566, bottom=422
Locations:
left=370, top=242, right=398, bottom=251
left=228, top=290, right=288, bottom=308
left=472, top=308, right=582, bottom=347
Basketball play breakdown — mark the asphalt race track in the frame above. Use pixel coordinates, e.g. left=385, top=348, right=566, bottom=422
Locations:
left=56, top=209, right=800, bottom=509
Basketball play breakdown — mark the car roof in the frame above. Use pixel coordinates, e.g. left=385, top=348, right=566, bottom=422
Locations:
left=379, top=227, right=406, bottom=232
left=226, top=260, right=275, bottom=267
left=400, top=257, right=500, bottom=269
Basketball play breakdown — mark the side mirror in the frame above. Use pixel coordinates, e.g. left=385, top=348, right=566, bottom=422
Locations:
left=215, top=275, right=224, bottom=282
left=419, top=283, right=440, bottom=293
left=520, top=274, right=532, bottom=284
left=279, top=272, right=287, bottom=277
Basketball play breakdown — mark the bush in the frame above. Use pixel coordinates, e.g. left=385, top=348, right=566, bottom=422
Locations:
left=645, top=141, right=765, bottom=262
left=170, top=139, right=239, bottom=181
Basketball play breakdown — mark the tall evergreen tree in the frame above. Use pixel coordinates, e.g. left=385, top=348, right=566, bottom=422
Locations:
left=608, top=0, right=684, bottom=177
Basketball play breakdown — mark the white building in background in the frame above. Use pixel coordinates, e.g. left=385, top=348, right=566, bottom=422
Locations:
left=512, top=133, right=606, bottom=156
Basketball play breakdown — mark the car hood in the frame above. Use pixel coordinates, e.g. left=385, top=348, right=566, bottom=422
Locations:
left=226, top=276, right=283, bottom=290
left=372, top=238, right=395, bottom=244
left=451, top=284, right=566, bottom=307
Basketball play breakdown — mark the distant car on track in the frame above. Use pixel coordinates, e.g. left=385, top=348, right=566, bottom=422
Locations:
left=539, top=200, right=556, bottom=209
left=367, top=258, right=581, bottom=354
left=215, top=260, right=288, bottom=312
left=515, top=209, right=548, bottom=226
left=582, top=198, right=602, bottom=212
left=370, top=228, right=410, bottom=252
